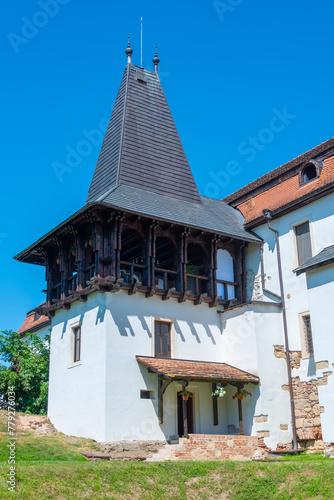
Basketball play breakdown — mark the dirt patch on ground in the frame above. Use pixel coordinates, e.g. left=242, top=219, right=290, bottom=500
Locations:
left=17, top=414, right=58, bottom=436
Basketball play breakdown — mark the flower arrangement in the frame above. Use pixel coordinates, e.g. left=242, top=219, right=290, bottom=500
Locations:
left=211, top=384, right=226, bottom=398
left=180, top=390, right=192, bottom=401
left=232, top=389, right=252, bottom=400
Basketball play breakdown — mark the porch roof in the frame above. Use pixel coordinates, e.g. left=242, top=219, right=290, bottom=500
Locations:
left=136, top=356, right=259, bottom=384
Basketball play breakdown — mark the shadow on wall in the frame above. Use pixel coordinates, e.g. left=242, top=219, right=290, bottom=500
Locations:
left=306, top=265, right=334, bottom=290
left=111, top=311, right=219, bottom=345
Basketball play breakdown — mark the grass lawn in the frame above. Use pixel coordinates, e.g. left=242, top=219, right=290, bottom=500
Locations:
left=0, top=412, right=334, bottom=499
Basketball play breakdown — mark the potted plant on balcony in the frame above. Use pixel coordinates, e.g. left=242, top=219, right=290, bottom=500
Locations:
left=186, top=262, right=198, bottom=275
left=180, top=389, right=192, bottom=401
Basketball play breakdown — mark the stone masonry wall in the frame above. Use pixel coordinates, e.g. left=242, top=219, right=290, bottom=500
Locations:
left=171, top=434, right=258, bottom=461
left=274, top=345, right=325, bottom=448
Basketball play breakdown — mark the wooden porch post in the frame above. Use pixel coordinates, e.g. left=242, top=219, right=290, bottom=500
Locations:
left=182, top=384, right=189, bottom=438
left=212, top=383, right=218, bottom=426
left=237, top=383, right=244, bottom=435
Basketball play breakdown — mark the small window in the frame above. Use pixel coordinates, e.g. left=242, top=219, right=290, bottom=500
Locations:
left=295, top=222, right=312, bottom=266
left=216, top=249, right=235, bottom=299
left=140, top=390, right=154, bottom=399
left=299, top=160, right=322, bottom=186
left=299, top=313, right=314, bottom=358
left=154, top=321, right=170, bottom=358
left=73, top=326, right=81, bottom=363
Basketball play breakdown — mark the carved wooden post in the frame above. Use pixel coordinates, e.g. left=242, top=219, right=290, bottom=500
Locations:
left=116, top=214, right=123, bottom=279
left=110, top=216, right=117, bottom=277
left=237, top=383, right=244, bottom=435
left=151, top=222, right=157, bottom=287
left=210, top=237, right=218, bottom=300
left=182, top=384, right=189, bottom=438
left=212, top=383, right=218, bottom=426
left=182, top=229, right=189, bottom=293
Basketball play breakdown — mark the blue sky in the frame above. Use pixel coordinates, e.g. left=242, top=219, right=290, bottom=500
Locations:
left=1, top=0, right=334, bottom=332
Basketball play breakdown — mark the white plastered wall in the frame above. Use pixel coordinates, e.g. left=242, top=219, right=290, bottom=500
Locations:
left=245, top=192, right=334, bottom=444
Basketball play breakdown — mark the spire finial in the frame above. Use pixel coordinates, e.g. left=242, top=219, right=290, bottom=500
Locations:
left=125, top=35, right=133, bottom=64
left=153, top=44, right=160, bottom=74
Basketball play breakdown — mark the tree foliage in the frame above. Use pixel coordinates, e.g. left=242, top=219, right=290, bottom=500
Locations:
left=0, top=330, right=50, bottom=414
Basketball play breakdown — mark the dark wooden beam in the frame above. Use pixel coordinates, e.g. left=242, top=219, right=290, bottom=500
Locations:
left=194, top=293, right=208, bottom=306
left=145, top=285, right=158, bottom=298
left=178, top=290, right=192, bottom=303
left=182, top=384, right=189, bottom=438
left=212, top=383, right=218, bottom=426
left=237, top=383, right=244, bottom=435
left=128, top=282, right=141, bottom=296
left=162, top=287, right=176, bottom=301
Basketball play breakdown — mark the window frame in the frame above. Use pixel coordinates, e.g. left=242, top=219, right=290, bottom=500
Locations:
left=298, top=160, right=323, bottom=187
left=290, top=216, right=314, bottom=269
left=73, top=325, right=81, bottom=363
left=151, top=316, right=176, bottom=359
left=298, top=311, right=314, bottom=359
left=295, top=221, right=312, bottom=266
left=154, top=320, right=171, bottom=358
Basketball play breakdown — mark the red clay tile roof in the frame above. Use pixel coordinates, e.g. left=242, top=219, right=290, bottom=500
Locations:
left=17, top=312, right=50, bottom=336
left=136, top=356, right=259, bottom=383
left=235, top=155, right=334, bottom=225
left=224, top=136, right=334, bottom=204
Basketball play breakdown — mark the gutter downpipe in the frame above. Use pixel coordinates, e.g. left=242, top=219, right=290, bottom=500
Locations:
left=262, top=209, right=298, bottom=450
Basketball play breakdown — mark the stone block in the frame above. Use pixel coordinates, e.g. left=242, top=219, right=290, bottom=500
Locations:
left=295, top=399, right=310, bottom=410
left=296, top=419, right=304, bottom=428
left=313, top=417, right=322, bottom=427
left=191, top=449, right=208, bottom=460
left=274, top=346, right=286, bottom=359
left=315, top=361, right=329, bottom=370
left=257, top=431, right=270, bottom=438
left=207, top=441, right=215, bottom=450
left=280, top=425, right=288, bottom=430
left=254, top=415, right=268, bottom=423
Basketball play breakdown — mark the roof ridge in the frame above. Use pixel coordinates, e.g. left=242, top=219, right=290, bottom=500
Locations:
left=223, top=136, right=334, bottom=204
left=115, top=64, right=130, bottom=186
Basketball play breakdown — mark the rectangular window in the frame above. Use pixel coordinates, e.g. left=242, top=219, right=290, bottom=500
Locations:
left=154, top=321, right=170, bottom=358
left=299, top=313, right=314, bottom=358
left=140, top=390, right=154, bottom=399
left=73, top=326, right=81, bottom=363
left=302, top=315, right=314, bottom=356
left=295, top=222, right=312, bottom=266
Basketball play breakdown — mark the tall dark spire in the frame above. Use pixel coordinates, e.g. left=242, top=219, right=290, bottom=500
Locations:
left=153, top=45, right=160, bottom=74
left=125, top=35, right=133, bottom=64
left=86, top=64, right=201, bottom=205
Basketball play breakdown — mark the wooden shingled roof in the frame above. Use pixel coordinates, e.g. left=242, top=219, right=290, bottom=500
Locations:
left=136, top=356, right=259, bottom=384
left=87, top=64, right=201, bottom=205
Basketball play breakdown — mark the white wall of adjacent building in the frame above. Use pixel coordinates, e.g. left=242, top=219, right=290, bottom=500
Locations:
left=245, top=191, right=334, bottom=444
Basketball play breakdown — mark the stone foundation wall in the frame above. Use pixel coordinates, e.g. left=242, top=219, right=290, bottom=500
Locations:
left=171, top=434, right=258, bottom=461
left=99, top=440, right=166, bottom=460
left=274, top=345, right=326, bottom=448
